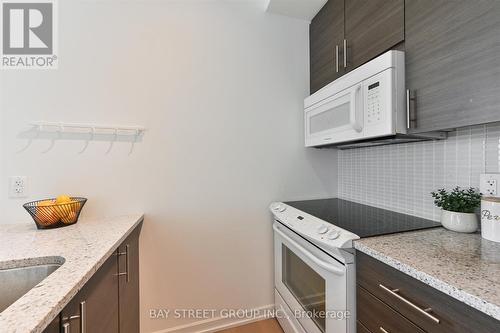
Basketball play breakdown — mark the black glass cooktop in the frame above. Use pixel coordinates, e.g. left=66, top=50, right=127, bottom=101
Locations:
left=284, top=198, right=440, bottom=238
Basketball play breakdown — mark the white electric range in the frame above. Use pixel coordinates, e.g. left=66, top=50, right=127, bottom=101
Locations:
left=270, top=198, right=440, bottom=333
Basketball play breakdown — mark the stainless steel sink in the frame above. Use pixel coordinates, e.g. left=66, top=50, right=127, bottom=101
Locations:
left=0, top=263, right=61, bottom=312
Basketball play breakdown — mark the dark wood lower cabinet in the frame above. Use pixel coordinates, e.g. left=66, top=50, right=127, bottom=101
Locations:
left=357, top=321, right=371, bottom=333
left=43, top=314, right=60, bottom=333
left=60, top=293, right=85, bottom=333
left=357, top=285, right=424, bottom=333
left=356, top=251, right=500, bottom=333
left=81, top=253, right=120, bottom=332
left=118, top=226, right=140, bottom=333
left=43, top=222, right=142, bottom=333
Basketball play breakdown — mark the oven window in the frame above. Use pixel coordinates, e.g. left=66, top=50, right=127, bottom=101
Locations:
left=282, top=244, right=326, bottom=332
left=309, top=101, right=350, bottom=134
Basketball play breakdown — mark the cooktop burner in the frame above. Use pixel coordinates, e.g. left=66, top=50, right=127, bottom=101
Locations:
left=284, top=198, right=440, bottom=238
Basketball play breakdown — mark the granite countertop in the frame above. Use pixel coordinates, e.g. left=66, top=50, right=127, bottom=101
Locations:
left=0, top=214, right=144, bottom=333
left=354, top=228, right=500, bottom=321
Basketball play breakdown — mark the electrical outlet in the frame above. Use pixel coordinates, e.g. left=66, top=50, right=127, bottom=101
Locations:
left=480, top=174, right=499, bottom=197
left=9, top=176, right=28, bottom=198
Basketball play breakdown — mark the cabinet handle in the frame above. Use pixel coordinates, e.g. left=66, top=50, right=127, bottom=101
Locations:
left=80, top=301, right=86, bottom=333
left=62, top=301, right=86, bottom=333
left=335, top=45, right=339, bottom=73
left=406, top=89, right=417, bottom=129
left=379, top=284, right=440, bottom=324
left=117, top=244, right=130, bottom=282
left=379, top=327, right=389, bottom=333
left=343, top=39, right=347, bottom=68
left=406, top=89, right=411, bottom=128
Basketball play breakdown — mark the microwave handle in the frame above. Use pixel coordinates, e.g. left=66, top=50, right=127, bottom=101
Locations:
left=273, top=223, right=345, bottom=276
left=349, top=84, right=363, bottom=132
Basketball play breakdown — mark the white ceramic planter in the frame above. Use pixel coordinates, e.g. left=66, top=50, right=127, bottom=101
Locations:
left=440, top=210, right=478, bottom=233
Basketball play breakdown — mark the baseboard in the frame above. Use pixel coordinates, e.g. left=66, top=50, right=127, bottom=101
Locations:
left=152, top=304, right=275, bottom=333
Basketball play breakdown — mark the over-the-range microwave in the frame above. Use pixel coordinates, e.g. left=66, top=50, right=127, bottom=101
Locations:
left=304, top=50, right=445, bottom=148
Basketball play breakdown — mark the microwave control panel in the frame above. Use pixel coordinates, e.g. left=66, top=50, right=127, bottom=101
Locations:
left=366, top=81, right=381, bottom=125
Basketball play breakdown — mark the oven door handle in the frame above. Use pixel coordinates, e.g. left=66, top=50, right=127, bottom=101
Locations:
left=273, top=224, right=345, bottom=276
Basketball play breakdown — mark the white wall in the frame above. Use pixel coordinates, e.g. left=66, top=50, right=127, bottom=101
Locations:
left=0, top=1, right=337, bottom=332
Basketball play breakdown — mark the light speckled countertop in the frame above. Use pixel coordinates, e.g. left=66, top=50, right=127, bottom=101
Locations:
left=354, top=228, right=500, bottom=321
left=0, top=214, right=144, bottom=333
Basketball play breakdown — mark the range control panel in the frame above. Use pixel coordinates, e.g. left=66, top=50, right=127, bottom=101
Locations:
left=366, top=81, right=382, bottom=125
left=269, top=202, right=359, bottom=251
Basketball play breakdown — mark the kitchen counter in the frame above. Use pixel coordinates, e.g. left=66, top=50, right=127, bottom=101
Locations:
left=354, top=228, right=500, bottom=321
left=0, top=214, right=144, bottom=333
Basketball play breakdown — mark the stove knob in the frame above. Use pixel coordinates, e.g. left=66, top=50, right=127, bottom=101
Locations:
left=317, top=225, right=329, bottom=234
left=327, top=230, right=340, bottom=240
left=271, top=203, right=286, bottom=212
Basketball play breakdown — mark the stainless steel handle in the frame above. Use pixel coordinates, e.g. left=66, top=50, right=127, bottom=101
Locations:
left=379, top=327, right=390, bottom=333
left=379, top=284, right=440, bottom=324
left=62, top=301, right=86, bottom=333
left=335, top=45, right=339, bottom=73
left=406, top=89, right=416, bottom=129
left=343, top=39, right=347, bottom=68
left=117, top=244, right=130, bottom=282
left=80, top=301, right=86, bottom=333
left=406, top=89, right=411, bottom=128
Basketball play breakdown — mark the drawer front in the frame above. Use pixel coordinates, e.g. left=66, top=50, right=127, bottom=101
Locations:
left=357, top=321, right=372, bottom=333
left=357, top=251, right=500, bottom=333
left=358, top=286, right=424, bottom=333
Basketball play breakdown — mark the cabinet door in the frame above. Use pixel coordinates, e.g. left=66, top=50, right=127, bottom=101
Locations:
left=60, top=294, right=85, bottom=333
left=357, top=321, right=372, bottom=333
left=42, top=314, right=60, bottom=333
left=357, top=286, right=425, bottom=333
left=357, top=251, right=500, bottom=333
left=405, top=0, right=500, bottom=133
left=80, top=253, right=120, bottom=332
left=310, top=0, right=344, bottom=94
left=118, top=226, right=141, bottom=333
left=344, top=0, right=404, bottom=70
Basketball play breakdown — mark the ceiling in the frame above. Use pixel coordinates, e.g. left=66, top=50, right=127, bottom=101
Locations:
left=265, top=0, right=327, bottom=22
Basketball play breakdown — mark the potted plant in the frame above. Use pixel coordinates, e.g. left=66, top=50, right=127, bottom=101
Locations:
left=431, top=187, right=481, bottom=233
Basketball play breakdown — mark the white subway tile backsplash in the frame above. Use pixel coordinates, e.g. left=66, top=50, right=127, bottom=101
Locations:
left=338, top=124, right=500, bottom=221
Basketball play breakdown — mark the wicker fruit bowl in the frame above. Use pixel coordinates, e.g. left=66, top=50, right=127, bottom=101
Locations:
left=23, top=197, right=87, bottom=229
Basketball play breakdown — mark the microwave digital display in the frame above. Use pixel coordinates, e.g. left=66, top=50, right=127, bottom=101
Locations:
left=368, top=82, right=380, bottom=90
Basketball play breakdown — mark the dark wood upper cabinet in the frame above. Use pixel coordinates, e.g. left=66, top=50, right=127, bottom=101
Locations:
left=118, top=226, right=140, bottom=333
left=310, top=0, right=404, bottom=94
left=344, top=0, right=404, bottom=70
left=310, top=0, right=344, bottom=94
left=405, top=0, right=500, bottom=133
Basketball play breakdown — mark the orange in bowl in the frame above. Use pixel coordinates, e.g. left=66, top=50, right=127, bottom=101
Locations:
left=24, top=197, right=87, bottom=229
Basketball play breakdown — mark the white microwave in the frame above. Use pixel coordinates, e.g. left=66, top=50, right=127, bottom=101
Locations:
left=304, top=50, right=409, bottom=148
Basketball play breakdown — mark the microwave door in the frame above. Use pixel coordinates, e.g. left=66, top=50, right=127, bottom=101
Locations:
left=305, top=85, right=364, bottom=146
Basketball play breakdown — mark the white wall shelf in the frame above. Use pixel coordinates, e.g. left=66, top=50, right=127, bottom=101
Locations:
left=30, top=121, right=146, bottom=136
left=19, top=121, right=146, bottom=154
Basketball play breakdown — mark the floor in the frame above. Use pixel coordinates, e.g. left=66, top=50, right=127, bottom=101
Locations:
left=217, top=319, right=284, bottom=333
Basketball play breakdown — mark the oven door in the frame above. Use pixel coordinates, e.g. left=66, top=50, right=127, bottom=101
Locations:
left=274, top=222, right=350, bottom=333
left=305, top=84, right=363, bottom=147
